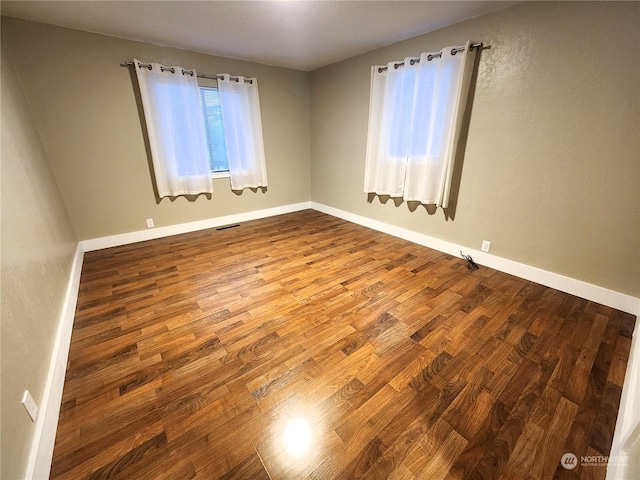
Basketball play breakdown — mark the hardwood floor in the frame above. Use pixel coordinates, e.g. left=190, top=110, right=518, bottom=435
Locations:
left=51, top=210, right=636, bottom=479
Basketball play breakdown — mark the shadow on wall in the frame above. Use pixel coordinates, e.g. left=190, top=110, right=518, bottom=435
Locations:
left=233, top=187, right=267, bottom=196
left=126, top=65, right=163, bottom=203
left=366, top=46, right=485, bottom=222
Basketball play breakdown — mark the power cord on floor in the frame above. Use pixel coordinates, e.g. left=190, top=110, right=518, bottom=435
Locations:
left=460, top=251, right=479, bottom=270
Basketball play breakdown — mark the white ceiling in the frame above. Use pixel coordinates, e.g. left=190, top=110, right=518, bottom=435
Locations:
left=1, top=1, right=516, bottom=71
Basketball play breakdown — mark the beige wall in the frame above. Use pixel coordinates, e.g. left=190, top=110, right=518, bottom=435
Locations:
left=1, top=44, right=78, bottom=479
left=1, top=17, right=311, bottom=240
left=309, top=1, right=640, bottom=297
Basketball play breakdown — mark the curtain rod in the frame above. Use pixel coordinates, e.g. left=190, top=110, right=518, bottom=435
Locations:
left=377, top=42, right=484, bottom=73
left=121, top=60, right=253, bottom=84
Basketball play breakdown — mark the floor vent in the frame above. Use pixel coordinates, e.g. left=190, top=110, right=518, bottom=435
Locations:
left=216, top=224, right=241, bottom=231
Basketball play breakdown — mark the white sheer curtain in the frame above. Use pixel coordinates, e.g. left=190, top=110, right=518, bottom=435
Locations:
left=217, top=74, right=267, bottom=191
left=134, top=59, right=213, bottom=198
left=364, top=41, right=476, bottom=208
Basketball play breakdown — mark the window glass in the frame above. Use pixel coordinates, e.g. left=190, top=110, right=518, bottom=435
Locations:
left=199, top=87, right=229, bottom=172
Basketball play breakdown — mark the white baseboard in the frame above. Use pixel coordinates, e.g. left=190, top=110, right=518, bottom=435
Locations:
left=82, top=202, right=312, bottom=251
left=25, top=242, right=84, bottom=480
left=311, top=202, right=639, bottom=316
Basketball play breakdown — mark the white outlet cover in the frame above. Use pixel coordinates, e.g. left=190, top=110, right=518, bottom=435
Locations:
left=22, top=390, right=38, bottom=422
left=481, top=240, right=491, bottom=252
left=146, top=218, right=154, bottom=228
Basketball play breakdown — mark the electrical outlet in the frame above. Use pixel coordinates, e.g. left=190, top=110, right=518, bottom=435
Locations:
left=22, top=390, right=38, bottom=422
left=146, top=218, right=154, bottom=228
left=481, top=240, right=491, bottom=252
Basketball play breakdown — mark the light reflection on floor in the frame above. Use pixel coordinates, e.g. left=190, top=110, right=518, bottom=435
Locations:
left=255, top=400, right=336, bottom=478
left=283, top=416, right=313, bottom=457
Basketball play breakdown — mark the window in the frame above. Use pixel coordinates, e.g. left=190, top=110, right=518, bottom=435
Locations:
left=152, top=82, right=208, bottom=177
left=134, top=59, right=214, bottom=198
left=134, top=59, right=267, bottom=195
left=387, top=67, right=416, bottom=158
left=364, top=42, right=477, bottom=208
left=199, top=86, right=229, bottom=176
left=197, top=79, right=268, bottom=188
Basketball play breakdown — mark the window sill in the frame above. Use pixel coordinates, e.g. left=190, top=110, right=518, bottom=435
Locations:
left=212, top=171, right=230, bottom=179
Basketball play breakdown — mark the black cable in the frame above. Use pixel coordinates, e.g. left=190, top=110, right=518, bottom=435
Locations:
left=460, top=251, right=479, bottom=270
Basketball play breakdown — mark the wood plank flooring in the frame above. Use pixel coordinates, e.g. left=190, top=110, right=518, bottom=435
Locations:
left=51, top=210, right=636, bottom=479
